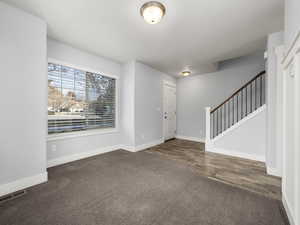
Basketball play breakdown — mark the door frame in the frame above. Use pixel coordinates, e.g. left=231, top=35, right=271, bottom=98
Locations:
left=162, top=80, right=177, bottom=141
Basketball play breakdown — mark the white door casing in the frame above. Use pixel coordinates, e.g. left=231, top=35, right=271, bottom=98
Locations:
left=163, top=82, right=177, bottom=141
left=275, top=45, right=285, bottom=177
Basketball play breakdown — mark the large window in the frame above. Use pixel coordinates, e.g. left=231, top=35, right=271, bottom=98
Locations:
left=48, top=63, right=116, bottom=134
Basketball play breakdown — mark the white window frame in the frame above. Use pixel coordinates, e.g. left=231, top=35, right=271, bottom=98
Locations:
left=47, top=58, right=119, bottom=141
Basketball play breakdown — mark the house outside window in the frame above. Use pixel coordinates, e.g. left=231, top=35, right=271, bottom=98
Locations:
left=48, top=62, right=116, bottom=135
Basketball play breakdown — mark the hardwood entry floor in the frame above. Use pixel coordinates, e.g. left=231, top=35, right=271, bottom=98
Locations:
left=146, top=139, right=281, bottom=200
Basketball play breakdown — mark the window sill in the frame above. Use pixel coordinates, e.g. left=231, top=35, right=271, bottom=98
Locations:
left=47, top=128, right=119, bottom=141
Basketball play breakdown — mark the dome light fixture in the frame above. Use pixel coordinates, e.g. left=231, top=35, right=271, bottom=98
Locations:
left=140, top=1, right=166, bottom=24
left=181, top=71, right=191, bottom=77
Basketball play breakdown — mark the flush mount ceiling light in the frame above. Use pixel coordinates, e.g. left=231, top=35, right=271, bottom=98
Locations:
left=181, top=71, right=191, bottom=76
left=140, top=1, right=166, bottom=24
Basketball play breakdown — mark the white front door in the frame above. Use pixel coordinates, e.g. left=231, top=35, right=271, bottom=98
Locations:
left=163, top=83, right=177, bottom=141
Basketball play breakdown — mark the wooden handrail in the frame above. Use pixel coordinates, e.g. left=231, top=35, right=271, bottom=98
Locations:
left=210, top=71, right=266, bottom=113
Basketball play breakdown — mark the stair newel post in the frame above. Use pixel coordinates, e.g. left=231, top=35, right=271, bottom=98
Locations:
left=205, top=107, right=211, bottom=147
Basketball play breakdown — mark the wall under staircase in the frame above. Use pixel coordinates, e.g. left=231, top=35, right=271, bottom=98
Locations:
left=205, top=71, right=267, bottom=162
left=206, top=105, right=266, bottom=162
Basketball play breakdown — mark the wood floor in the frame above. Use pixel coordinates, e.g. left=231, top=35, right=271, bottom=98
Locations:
left=146, top=139, right=282, bottom=200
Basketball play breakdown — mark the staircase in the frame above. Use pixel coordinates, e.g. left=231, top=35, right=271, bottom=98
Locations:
left=205, top=71, right=266, bottom=161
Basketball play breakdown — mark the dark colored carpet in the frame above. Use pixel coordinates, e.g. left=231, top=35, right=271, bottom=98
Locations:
left=0, top=150, right=287, bottom=225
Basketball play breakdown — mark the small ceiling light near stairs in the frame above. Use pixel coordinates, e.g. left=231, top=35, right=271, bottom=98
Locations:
left=181, top=71, right=191, bottom=77
left=140, top=1, right=166, bottom=24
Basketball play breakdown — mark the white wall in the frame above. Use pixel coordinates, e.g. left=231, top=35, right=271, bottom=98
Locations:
left=47, top=39, right=123, bottom=166
left=211, top=106, right=266, bottom=162
left=266, top=31, right=284, bottom=175
left=285, top=0, right=300, bottom=48
left=0, top=2, right=47, bottom=195
left=121, top=61, right=135, bottom=147
left=177, top=52, right=265, bottom=141
left=135, top=62, right=167, bottom=146
left=121, top=61, right=176, bottom=150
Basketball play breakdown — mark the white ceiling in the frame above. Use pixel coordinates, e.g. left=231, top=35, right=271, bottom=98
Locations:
left=3, top=0, right=284, bottom=76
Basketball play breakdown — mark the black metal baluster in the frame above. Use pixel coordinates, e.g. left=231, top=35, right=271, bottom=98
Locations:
left=213, top=112, right=214, bottom=138
left=219, top=108, right=221, bottom=134
left=241, top=89, right=243, bottom=119
left=227, top=102, right=229, bottom=129
left=221, top=106, right=223, bottom=133
left=215, top=111, right=217, bottom=138
left=213, top=113, right=214, bottom=138
left=250, top=81, right=253, bottom=113
left=246, top=86, right=248, bottom=115
left=260, top=75, right=262, bottom=107
left=224, top=102, right=226, bottom=130
left=232, top=97, right=234, bottom=125
left=216, top=110, right=218, bottom=136
left=218, top=109, right=219, bottom=135
left=220, top=106, right=222, bottom=133
left=237, top=92, right=239, bottom=122
left=217, top=109, right=219, bottom=136
left=211, top=112, right=213, bottom=139
left=212, top=113, right=214, bottom=139
left=222, top=105, right=224, bottom=132
left=218, top=108, right=220, bottom=135
left=210, top=113, right=211, bottom=139
left=255, top=78, right=257, bottom=110
left=230, top=98, right=233, bottom=126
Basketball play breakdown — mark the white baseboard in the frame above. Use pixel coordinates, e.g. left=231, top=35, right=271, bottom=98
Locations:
left=121, top=138, right=164, bottom=152
left=282, top=192, right=295, bottom=225
left=266, top=167, right=281, bottom=177
left=48, top=139, right=164, bottom=168
left=121, top=145, right=136, bottom=152
left=135, top=138, right=164, bottom=152
left=175, top=135, right=205, bottom=143
left=0, top=172, right=48, bottom=197
left=206, top=147, right=265, bottom=162
left=47, top=145, right=122, bottom=168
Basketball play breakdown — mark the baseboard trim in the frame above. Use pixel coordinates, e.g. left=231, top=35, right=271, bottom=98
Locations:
left=175, top=135, right=205, bottom=143
left=47, top=145, right=122, bottom=168
left=0, top=172, right=48, bottom=197
left=135, top=138, right=164, bottom=152
left=206, top=147, right=265, bottom=162
left=121, top=138, right=164, bottom=152
left=121, top=145, right=136, bottom=152
left=282, top=192, right=296, bottom=225
left=266, top=167, right=281, bottom=177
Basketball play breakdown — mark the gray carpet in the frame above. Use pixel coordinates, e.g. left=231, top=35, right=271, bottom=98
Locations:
left=0, top=150, right=288, bottom=225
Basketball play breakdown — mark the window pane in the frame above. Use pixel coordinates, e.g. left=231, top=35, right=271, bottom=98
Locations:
left=48, top=63, right=116, bottom=134
left=61, top=66, right=75, bottom=89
